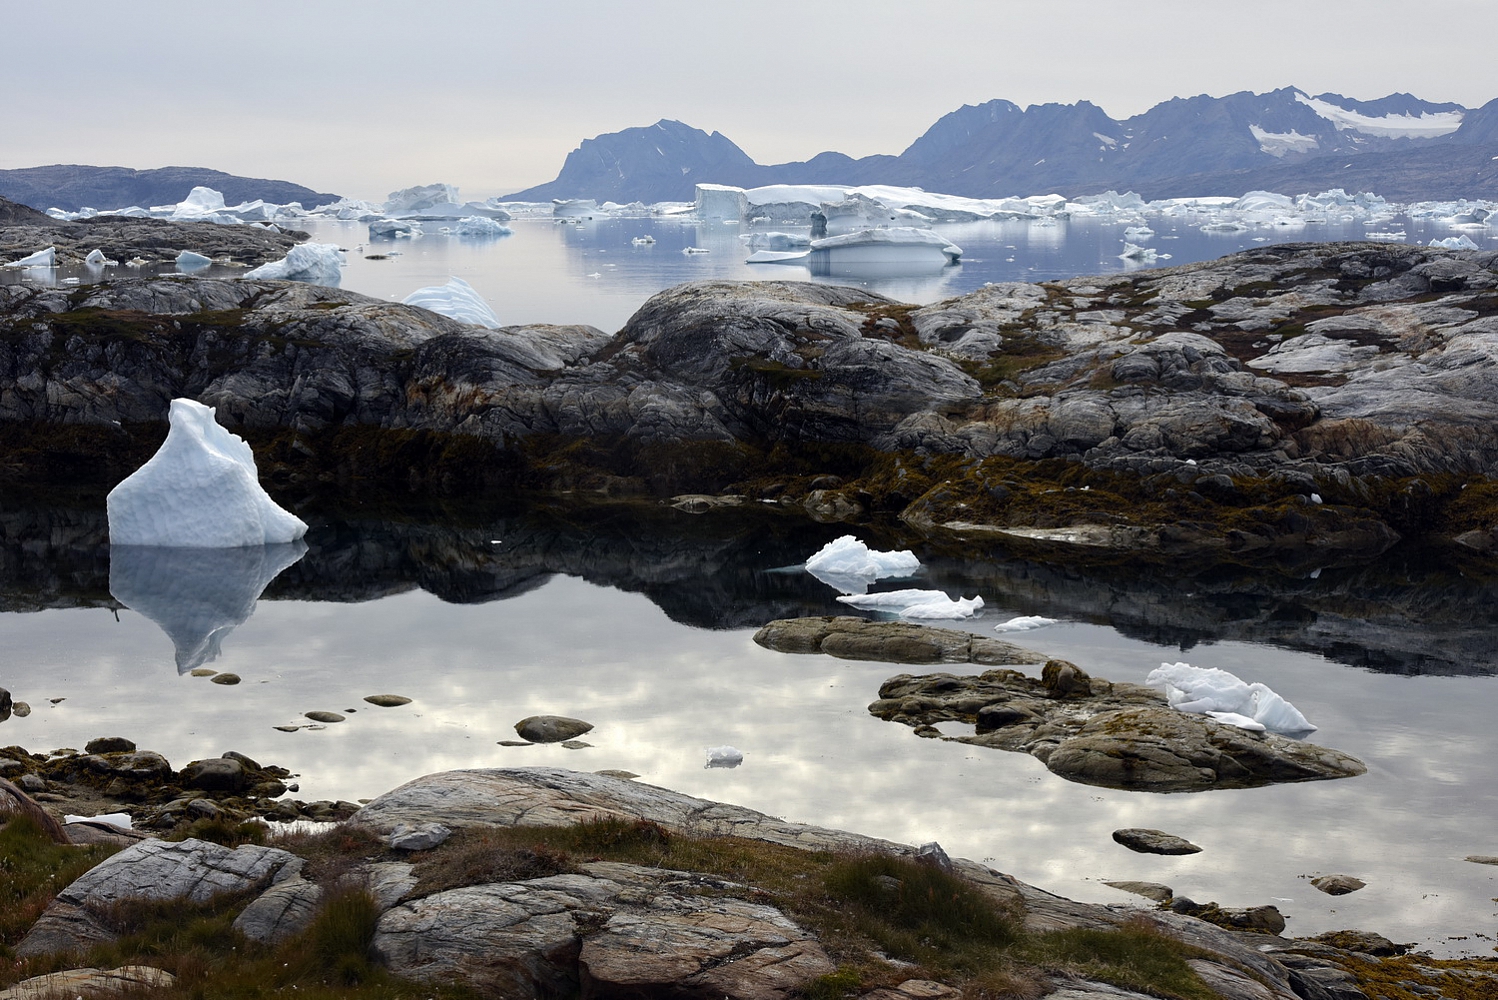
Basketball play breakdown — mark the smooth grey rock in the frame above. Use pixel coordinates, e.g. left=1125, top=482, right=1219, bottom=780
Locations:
left=0, top=965, right=176, bottom=1000
left=1113, top=829, right=1202, bottom=855
left=514, top=716, right=594, bottom=743
left=914, top=841, right=953, bottom=873
left=180, top=757, right=245, bottom=792
left=1103, top=880, right=1173, bottom=903
left=753, top=616, right=1047, bottom=666
left=363, top=694, right=412, bottom=707
left=1311, top=874, right=1366, bottom=896
left=16, top=837, right=299, bottom=956
left=232, top=876, right=323, bottom=944
left=362, top=862, right=418, bottom=911
left=1187, top=959, right=1300, bottom=1000
left=388, top=822, right=452, bottom=851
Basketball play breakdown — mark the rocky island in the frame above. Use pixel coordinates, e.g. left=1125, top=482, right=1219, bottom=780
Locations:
left=2, top=241, right=1497, bottom=566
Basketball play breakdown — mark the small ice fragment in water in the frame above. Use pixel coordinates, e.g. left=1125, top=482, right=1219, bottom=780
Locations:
left=836, top=589, right=983, bottom=619
left=706, top=746, right=744, bottom=768
left=64, top=812, right=133, bottom=829
left=1146, top=662, right=1316, bottom=733
left=993, top=615, right=1057, bottom=632
left=176, top=250, right=213, bottom=271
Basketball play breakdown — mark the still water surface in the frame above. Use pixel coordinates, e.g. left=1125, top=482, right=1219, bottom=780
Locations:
left=1, top=502, right=1494, bottom=955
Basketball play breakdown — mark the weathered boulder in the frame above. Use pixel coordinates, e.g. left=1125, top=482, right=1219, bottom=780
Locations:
left=0, top=966, right=175, bottom=1000
left=514, top=716, right=594, bottom=744
left=232, top=875, right=323, bottom=945
left=753, top=616, right=1047, bottom=666
left=1112, top=829, right=1201, bottom=855
left=1311, top=874, right=1366, bottom=896
left=16, top=838, right=301, bottom=956
left=180, top=757, right=246, bottom=792
left=1169, top=897, right=1286, bottom=934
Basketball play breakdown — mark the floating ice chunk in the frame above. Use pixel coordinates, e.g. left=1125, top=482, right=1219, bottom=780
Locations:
left=1146, top=661, right=1316, bottom=733
left=84, top=249, right=118, bottom=267
left=837, top=588, right=983, bottom=619
left=1430, top=235, right=1480, bottom=250
left=553, top=198, right=599, bottom=217
left=401, top=276, right=501, bottom=329
left=681, top=246, right=709, bottom=254
left=745, top=250, right=811, bottom=264
left=242, top=243, right=344, bottom=286
left=1119, top=242, right=1158, bottom=261
left=1205, top=711, right=1266, bottom=732
left=705, top=746, right=744, bottom=768
left=805, top=535, right=920, bottom=589
left=369, top=218, right=420, bottom=237
left=1122, top=226, right=1155, bottom=241
left=385, top=183, right=461, bottom=215
left=741, top=231, right=813, bottom=251
left=64, top=812, right=133, bottom=829
left=4, top=247, right=55, bottom=267
left=175, top=250, right=213, bottom=271
left=452, top=215, right=512, bottom=237
left=695, top=183, right=748, bottom=221
left=631, top=235, right=656, bottom=245
left=170, top=186, right=228, bottom=219
left=107, top=398, right=309, bottom=547
left=993, top=615, right=1057, bottom=632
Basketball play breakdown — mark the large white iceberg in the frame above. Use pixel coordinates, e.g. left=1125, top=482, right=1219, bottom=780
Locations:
left=452, top=215, right=513, bottom=237
left=695, top=184, right=749, bottom=221
left=805, top=535, right=920, bottom=589
left=402, top=276, right=501, bottom=329
left=4, top=247, right=55, bottom=268
left=836, top=588, right=984, bottom=619
left=107, top=398, right=309, bottom=547
left=175, top=250, right=213, bottom=271
left=1145, top=661, right=1316, bottom=733
left=384, top=183, right=461, bottom=215
left=1430, top=235, right=1480, bottom=250
left=242, top=243, right=345, bottom=285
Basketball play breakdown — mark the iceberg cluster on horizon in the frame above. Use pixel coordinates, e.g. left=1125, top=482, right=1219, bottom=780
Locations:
left=1146, top=661, right=1316, bottom=734
left=402, top=276, right=502, bottom=329
left=107, top=398, right=308, bottom=548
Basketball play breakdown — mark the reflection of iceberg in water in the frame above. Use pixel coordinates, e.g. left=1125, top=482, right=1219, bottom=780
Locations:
left=109, top=542, right=307, bottom=673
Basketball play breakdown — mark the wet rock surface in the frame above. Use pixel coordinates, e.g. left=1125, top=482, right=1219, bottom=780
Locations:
left=753, top=615, right=1048, bottom=666
left=3, top=244, right=1498, bottom=559
left=1112, top=829, right=1202, bottom=855
left=0, top=215, right=305, bottom=267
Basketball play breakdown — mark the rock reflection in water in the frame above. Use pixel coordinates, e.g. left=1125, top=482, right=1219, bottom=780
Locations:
left=108, top=542, right=307, bottom=673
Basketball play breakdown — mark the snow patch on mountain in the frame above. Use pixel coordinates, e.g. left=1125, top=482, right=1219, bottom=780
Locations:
left=1296, top=92, right=1463, bottom=138
left=1249, top=125, right=1321, bottom=157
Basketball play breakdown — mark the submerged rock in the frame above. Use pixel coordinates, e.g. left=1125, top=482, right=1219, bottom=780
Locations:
left=514, top=715, right=594, bottom=743
left=1311, top=874, right=1366, bottom=895
left=1112, top=829, right=1201, bottom=855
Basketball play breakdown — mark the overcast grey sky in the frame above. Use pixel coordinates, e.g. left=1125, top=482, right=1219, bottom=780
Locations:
left=3, top=0, right=1494, bottom=202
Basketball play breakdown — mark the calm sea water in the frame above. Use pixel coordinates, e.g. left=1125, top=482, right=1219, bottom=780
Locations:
left=0, top=501, right=1494, bottom=955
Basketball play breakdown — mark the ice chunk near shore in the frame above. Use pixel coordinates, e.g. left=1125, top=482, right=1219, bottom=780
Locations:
left=837, top=589, right=984, bottom=619
left=175, top=250, right=213, bottom=271
left=993, top=615, right=1057, bottom=632
left=1146, top=662, right=1316, bottom=733
left=805, top=535, right=920, bottom=591
left=401, top=276, right=501, bottom=329
left=107, top=398, right=309, bottom=547
left=1430, top=235, right=1480, bottom=250
left=1119, top=242, right=1158, bottom=261
left=705, top=746, right=743, bottom=768
left=452, top=215, right=512, bottom=237
left=242, top=243, right=345, bottom=286
left=4, top=247, right=55, bottom=267
left=84, top=249, right=118, bottom=267
left=64, top=812, right=133, bottom=829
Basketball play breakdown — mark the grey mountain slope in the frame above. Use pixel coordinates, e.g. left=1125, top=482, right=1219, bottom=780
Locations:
left=505, top=88, right=1490, bottom=203
left=0, top=165, right=342, bottom=214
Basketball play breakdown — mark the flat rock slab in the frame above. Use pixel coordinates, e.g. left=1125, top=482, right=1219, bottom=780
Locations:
left=17, top=837, right=300, bottom=957
left=869, top=667, right=1366, bottom=792
left=1113, top=829, right=1202, bottom=855
left=1102, top=880, right=1174, bottom=903
left=0, top=966, right=175, bottom=1000
left=754, top=616, right=1048, bottom=666
left=349, top=767, right=899, bottom=856
left=373, top=861, right=834, bottom=1000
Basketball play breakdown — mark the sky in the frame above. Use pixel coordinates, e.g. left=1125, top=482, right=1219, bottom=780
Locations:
left=3, top=0, right=1496, bottom=203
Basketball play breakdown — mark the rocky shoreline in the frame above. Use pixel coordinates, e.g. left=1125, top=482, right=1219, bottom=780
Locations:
left=1, top=243, right=1497, bottom=565
left=0, top=208, right=306, bottom=269
left=2, top=764, right=1492, bottom=1000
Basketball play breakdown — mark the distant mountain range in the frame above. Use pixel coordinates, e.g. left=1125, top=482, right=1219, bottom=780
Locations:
left=0, top=165, right=342, bottom=213
left=505, top=87, right=1498, bottom=203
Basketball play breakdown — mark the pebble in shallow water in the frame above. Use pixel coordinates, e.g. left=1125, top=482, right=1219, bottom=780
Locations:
left=364, top=694, right=412, bottom=707
left=304, top=711, right=345, bottom=724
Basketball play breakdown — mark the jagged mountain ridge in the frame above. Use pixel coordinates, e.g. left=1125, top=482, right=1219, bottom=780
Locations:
left=0, top=165, right=343, bottom=214
left=506, top=87, right=1498, bottom=203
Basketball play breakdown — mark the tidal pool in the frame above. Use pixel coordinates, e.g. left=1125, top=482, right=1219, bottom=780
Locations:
left=1, top=499, right=1495, bottom=955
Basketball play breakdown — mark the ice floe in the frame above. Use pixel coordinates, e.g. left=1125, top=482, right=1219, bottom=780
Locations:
left=451, top=215, right=513, bottom=237
left=836, top=588, right=984, bottom=619
left=401, top=276, right=501, bottom=329
left=369, top=218, right=420, bottom=238
left=107, top=398, right=309, bottom=548
left=804, top=535, right=920, bottom=590
left=993, top=615, right=1058, bottom=633
left=84, top=249, right=118, bottom=267
left=705, top=746, right=744, bottom=769
left=1430, top=235, right=1480, bottom=250
left=1146, top=661, right=1316, bottom=734
left=63, top=812, right=133, bottom=829
left=242, top=243, right=345, bottom=285
left=175, top=250, right=213, bottom=271
left=3, top=247, right=55, bottom=268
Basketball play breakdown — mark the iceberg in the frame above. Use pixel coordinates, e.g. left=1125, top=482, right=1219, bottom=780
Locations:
left=695, top=183, right=749, bottom=222
left=369, top=218, right=420, bottom=238
left=107, top=398, right=309, bottom=548
left=109, top=539, right=307, bottom=673
left=384, top=183, right=461, bottom=215
left=1119, top=242, right=1158, bottom=261
left=452, top=215, right=513, bottom=237
left=401, top=276, right=501, bottom=329
left=242, top=243, right=345, bottom=286
left=836, top=588, right=984, bottom=619
left=63, top=812, right=133, bottom=829
left=553, top=198, right=600, bottom=217
left=993, top=615, right=1057, bottom=632
left=705, top=746, right=744, bottom=769
left=4, top=247, right=55, bottom=268
left=805, top=535, right=920, bottom=589
left=175, top=250, right=213, bottom=271
left=741, top=232, right=811, bottom=251
left=1122, top=226, right=1155, bottom=241
left=1145, top=662, right=1316, bottom=734
left=1430, top=235, right=1480, bottom=250
left=820, top=192, right=930, bottom=235
left=84, top=249, right=118, bottom=267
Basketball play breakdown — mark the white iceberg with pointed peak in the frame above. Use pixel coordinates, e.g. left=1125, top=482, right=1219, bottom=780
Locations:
left=107, top=398, right=308, bottom=547
left=5, top=247, right=55, bottom=267
left=402, top=276, right=501, bottom=329
left=1146, top=661, right=1316, bottom=733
